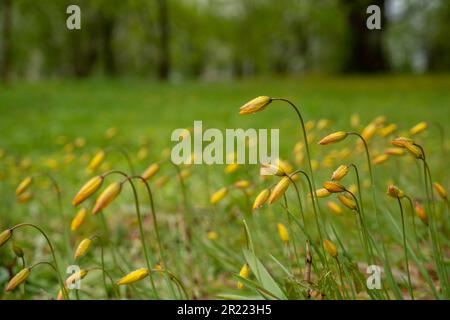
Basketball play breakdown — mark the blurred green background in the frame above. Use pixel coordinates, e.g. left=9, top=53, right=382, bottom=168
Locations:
left=1, top=0, right=450, bottom=153
left=1, top=0, right=450, bottom=82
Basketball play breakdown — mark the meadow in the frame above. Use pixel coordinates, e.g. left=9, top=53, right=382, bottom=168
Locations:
left=0, top=75, right=449, bottom=300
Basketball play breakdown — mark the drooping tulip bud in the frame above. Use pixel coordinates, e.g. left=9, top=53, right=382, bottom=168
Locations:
left=252, top=189, right=270, bottom=210
left=277, top=223, right=289, bottom=244
left=268, top=177, right=290, bottom=204
left=5, top=268, right=31, bottom=292
left=318, top=131, right=348, bottom=145
left=72, top=176, right=104, bottom=206
left=239, top=96, right=272, bottom=115
left=323, top=181, right=346, bottom=193
left=92, top=182, right=122, bottom=214
left=117, top=268, right=149, bottom=286
left=323, top=239, right=338, bottom=258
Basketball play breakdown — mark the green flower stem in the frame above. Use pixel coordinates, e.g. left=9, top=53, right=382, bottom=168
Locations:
left=290, top=170, right=324, bottom=248
left=347, top=163, right=374, bottom=262
left=271, top=98, right=324, bottom=231
left=150, top=269, right=190, bottom=299
left=11, top=224, right=68, bottom=299
left=415, top=144, right=449, bottom=296
left=91, top=235, right=110, bottom=298
left=272, top=98, right=317, bottom=193
left=285, top=175, right=305, bottom=226
left=348, top=164, right=365, bottom=224
left=335, top=257, right=348, bottom=299
left=33, top=172, right=71, bottom=252
left=88, top=267, right=121, bottom=299
left=344, top=189, right=371, bottom=264
left=329, top=224, right=382, bottom=300
left=97, top=211, right=125, bottom=274
left=124, top=178, right=159, bottom=298
left=132, top=175, right=178, bottom=298
left=404, top=195, right=421, bottom=254
left=20, top=254, right=26, bottom=297
left=30, top=261, right=66, bottom=298
left=103, top=170, right=159, bottom=298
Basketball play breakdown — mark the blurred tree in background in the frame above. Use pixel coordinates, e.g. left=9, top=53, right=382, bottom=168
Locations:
left=0, top=0, right=449, bottom=83
left=0, top=0, right=12, bottom=82
left=341, top=0, right=387, bottom=72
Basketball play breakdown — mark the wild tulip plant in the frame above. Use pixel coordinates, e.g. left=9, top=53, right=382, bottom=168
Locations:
left=0, top=96, right=448, bottom=300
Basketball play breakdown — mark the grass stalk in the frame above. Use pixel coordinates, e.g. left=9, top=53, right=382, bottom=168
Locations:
left=348, top=132, right=402, bottom=299
left=396, top=198, right=414, bottom=299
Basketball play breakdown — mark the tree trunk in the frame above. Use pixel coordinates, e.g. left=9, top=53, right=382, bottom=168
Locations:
left=343, top=0, right=388, bottom=73
left=427, top=1, right=450, bottom=71
left=1, top=0, right=13, bottom=83
left=101, top=15, right=116, bottom=76
left=69, top=19, right=99, bottom=78
left=156, top=0, right=170, bottom=80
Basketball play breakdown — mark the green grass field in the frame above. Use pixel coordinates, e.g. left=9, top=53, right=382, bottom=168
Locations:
left=0, top=75, right=449, bottom=300
left=1, top=75, right=449, bottom=154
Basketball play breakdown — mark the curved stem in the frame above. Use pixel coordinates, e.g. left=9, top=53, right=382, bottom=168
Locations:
left=11, top=223, right=68, bottom=299
left=152, top=269, right=189, bottom=299
left=423, top=161, right=436, bottom=212
left=124, top=178, right=159, bottom=298
left=32, top=172, right=70, bottom=250
left=347, top=132, right=378, bottom=218
left=103, top=170, right=159, bottom=298
left=272, top=98, right=317, bottom=192
left=29, top=261, right=54, bottom=271
left=290, top=169, right=324, bottom=246
left=131, top=175, right=178, bottom=298
left=30, top=260, right=61, bottom=287
left=348, top=164, right=365, bottom=221
left=285, top=175, right=305, bottom=226
left=345, top=189, right=371, bottom=264
left=414, top=145, right=433, bottom=208
left=88, top=266, right=121, bottom=299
